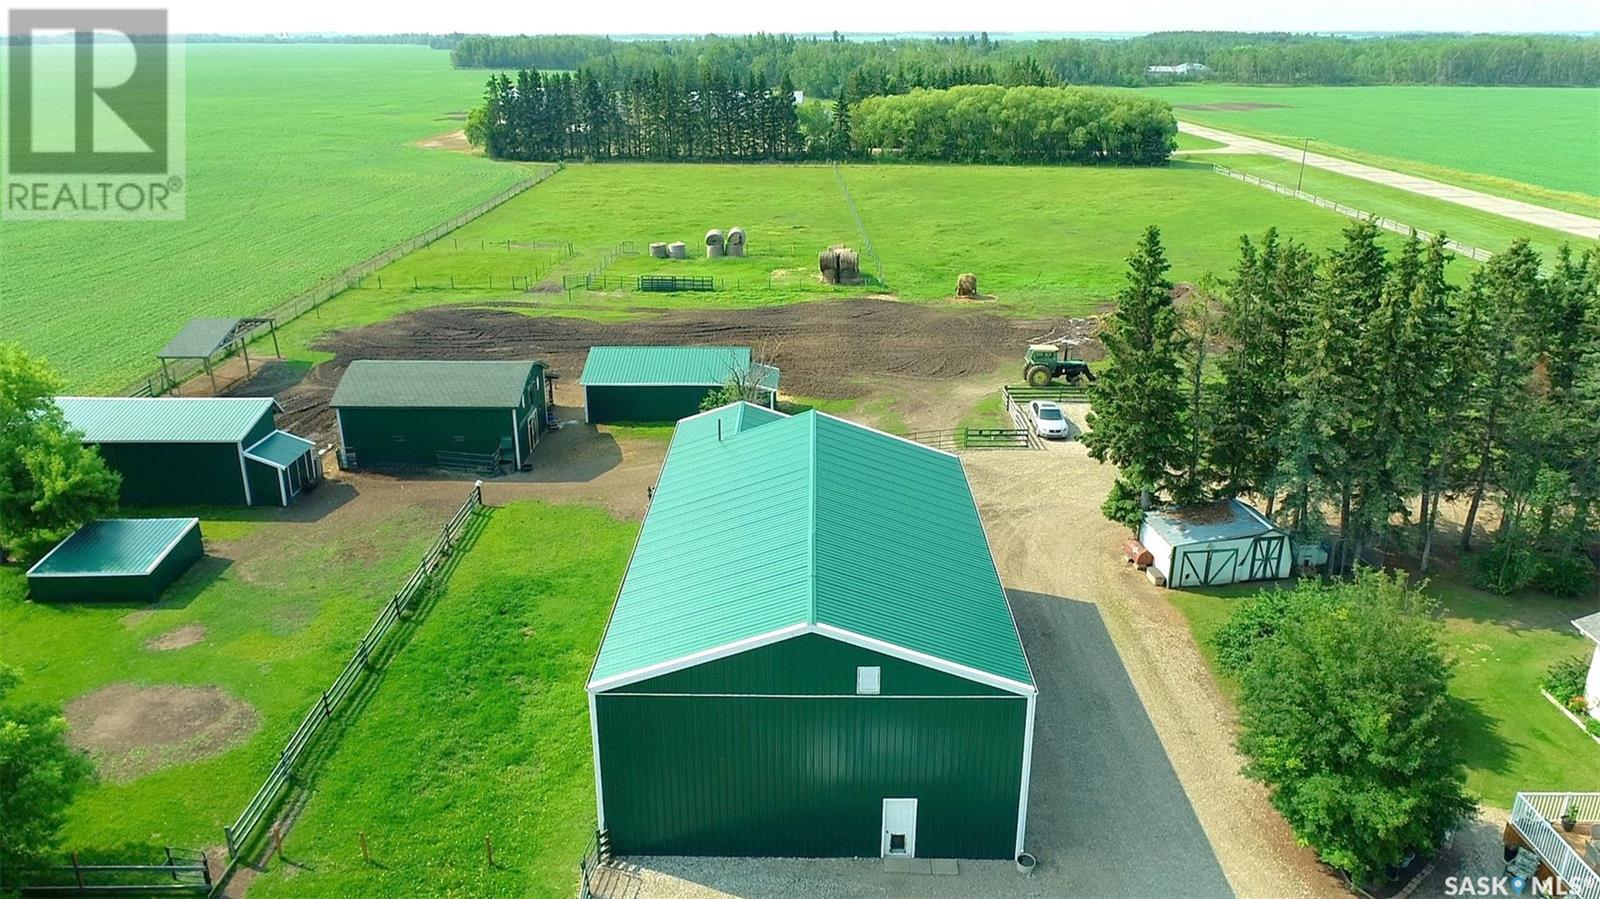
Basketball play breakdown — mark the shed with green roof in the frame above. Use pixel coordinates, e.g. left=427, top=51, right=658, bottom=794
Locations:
left=330, top=360, right=547, bottom=471
left=27, top=518, right=203, bottom=602
left=580, top=346, right=779, bottom=424
left=56, top=397, right=320, bottom=507
left=587, top=402, right=1036, bottom=861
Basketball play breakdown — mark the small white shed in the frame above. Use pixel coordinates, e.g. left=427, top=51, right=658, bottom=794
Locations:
left=1140, top=498, right=1292, bottom=588
left=1573, top=612, right=1600, bottom=720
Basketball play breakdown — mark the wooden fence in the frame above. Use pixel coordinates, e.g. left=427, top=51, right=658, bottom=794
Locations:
left=121, top=165, right=563, bottom=396
left=1509, top=792, right=1600, bottom=898
left=10, top=848, right=210, bottom=894
left=222, top=482, right=485, bottom=859
left=1210, top=165, right=1495, bottom=263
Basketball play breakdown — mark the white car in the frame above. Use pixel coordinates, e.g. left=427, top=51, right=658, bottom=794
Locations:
left=1028, top=401, right=1070, bottom=439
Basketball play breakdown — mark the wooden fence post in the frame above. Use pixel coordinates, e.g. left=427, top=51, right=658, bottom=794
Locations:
left=72, top=851, right=84, bottom=888
left=359, top=831, right=370, bottom=863
left=485, top=834, right=495, bottom=867
left=272, top=826, right=284, bottom=861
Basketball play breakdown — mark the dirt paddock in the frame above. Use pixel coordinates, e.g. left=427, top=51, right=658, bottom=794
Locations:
left=65, top=683, right=260, bottom=783
left=263, top=298, right=1101, bottom=440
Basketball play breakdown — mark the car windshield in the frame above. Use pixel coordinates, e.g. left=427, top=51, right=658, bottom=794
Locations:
left=1038, top=407, right=1064, bottom=420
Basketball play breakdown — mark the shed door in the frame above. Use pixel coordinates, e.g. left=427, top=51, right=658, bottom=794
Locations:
left=881, top=798, right=918, bottom=858
left=1247, top=534, right=1286, bottom=581
left=1176, top=547, right=1239, bottom=587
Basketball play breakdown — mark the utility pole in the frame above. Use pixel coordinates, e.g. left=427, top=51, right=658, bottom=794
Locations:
left=1296, top=137, right=1312, bottom=193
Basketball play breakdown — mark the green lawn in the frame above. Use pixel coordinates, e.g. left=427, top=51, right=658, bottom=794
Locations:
left=0, top=44, right=528, bottom=393
left=1169, top=576, right=1600, bottom=808
left=1146, top=84, right=1600, bottom=214
left=1174, top=131, right=1227, bottom=151
left=1206, top=154, right=1587, bottom=264
left=0, top=496, right=448, bottom=851
left=247, top=501, right=636, bottom=899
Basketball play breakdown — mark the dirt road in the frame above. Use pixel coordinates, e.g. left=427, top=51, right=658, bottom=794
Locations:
left=1176, top=121, right=1600, bottom=240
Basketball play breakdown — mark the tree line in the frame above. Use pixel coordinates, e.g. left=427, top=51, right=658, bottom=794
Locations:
left=469, top=74, right=1176, bottom=165
left=1086, top=225, right=1599, bottom=596
left=449, top=32, right=1600, bottom=93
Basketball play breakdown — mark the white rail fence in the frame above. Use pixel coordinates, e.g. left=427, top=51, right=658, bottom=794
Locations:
left=1509, top=792, right=1600, bottom=898
left=1211, top=165, right=1495, bottom=263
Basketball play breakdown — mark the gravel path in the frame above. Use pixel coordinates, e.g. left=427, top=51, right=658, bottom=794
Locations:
left=1177, top=121, right=1600, bottom=240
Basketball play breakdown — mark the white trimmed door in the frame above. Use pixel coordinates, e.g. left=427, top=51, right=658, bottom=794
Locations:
left=881, top=798, right=918, bottom=858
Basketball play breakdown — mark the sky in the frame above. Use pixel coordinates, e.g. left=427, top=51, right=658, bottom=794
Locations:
left=6, top=0, right=1598, bottom=36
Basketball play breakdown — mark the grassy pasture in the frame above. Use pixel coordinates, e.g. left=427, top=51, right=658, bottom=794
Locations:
left=1169, top=577, right=1600, bottom=808
left=0, top=44, right=524, bottom=393
left=0, top=494, right=449, bottom=852
left=1147, top=84, right=1600, bottom=212
left=267, top=159, right=1376, bottom=350
left=247, top=501, right=636, bottom=899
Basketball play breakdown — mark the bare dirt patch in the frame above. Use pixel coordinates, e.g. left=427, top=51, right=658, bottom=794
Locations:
left=414, top=129, right=472, bottom=153
left=66, top=684, right=260, bottom=783
left=145, top=624, right=207, bottom=651
left=270, top=299, right=1101, bottom=440
left=1174, top=102, right=1291, bottom=112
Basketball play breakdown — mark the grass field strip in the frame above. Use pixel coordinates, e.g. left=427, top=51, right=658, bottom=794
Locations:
left=833, top=163, right=888, bottom=287
left=220, top=484, right=484, bottom=871
left=122, top=167, right=562, bottom=398
left=1212, top=164, right=1494, bottom=262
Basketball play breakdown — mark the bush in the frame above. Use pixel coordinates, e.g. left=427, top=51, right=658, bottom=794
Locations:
left=1468, top=536, right=1544, bottom=595
left=1531, top=551, right=1597, bottom=598
left=1211, top=586, right=1320, bottom=674
left=1540, top=655, right=1589, bottom=705
left=1100, top=478, right=1145, bottom=532
left=1234, top=571, right=1474, bottom=888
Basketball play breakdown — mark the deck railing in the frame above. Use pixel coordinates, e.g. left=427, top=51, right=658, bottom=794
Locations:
left=1509, top=792, right=1600, bottom=898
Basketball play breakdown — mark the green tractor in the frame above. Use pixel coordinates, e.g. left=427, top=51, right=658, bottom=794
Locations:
left=1023, top=344, right=1097, bottom=388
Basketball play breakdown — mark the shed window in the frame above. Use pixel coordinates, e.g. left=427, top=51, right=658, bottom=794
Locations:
left=856, top=666, right=881, bottom=695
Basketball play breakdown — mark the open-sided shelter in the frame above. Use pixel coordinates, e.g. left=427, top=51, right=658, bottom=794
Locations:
left=157, top=317, right=280, bottom=392
left=587, top=402, right=1036, bottom=861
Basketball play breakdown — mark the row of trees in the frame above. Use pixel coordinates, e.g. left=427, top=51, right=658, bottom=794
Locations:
left=1086, top=225, right=1599, bottom=594
left=470, top=74, right=1176, bottom=166
left=449, top=32, right=1600, bottom=93
left=851, top=86, right=1176, bottom=165
left=470, top=68, right=804, bottom=162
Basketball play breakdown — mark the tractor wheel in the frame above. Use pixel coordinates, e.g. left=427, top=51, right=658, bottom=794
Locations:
left=1025, top=365, right=1053, bottom=388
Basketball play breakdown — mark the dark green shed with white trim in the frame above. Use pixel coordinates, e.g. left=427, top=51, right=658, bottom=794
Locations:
left=588, top=403, right=1036, bottom=861
left=580, top=346, right=779, bottom=424
left=330, top=360, right=547, bottom=471
left=27, top=518, right=203, bottom=602
left=56, top=397, right=321, bottom=508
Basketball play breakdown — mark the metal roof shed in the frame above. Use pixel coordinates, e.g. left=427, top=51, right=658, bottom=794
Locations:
left=1139, top=498, right=1292, bottom=588
left=329, top=360, right=548, bottom=472
left=579, top=346, right=779, bottom=424
left=27, top=518, right=203, bottom=602
left=588, top=403, right=1036, bottom=862
left=157, top=317, right=280, bottom=392
left=56, top=397, right=319, bottom=507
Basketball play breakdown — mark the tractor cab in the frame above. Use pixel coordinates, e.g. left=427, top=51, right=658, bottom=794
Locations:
left=1023, top=344, right=1096, bottom=388
left=1026, top=344, right=1063, bottom=367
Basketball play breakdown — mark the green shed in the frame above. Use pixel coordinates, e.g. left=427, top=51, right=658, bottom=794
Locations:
left=27, top=518, right=203, bottom=602
left=580, top=346, right=779, bottom=424
left=330, top=360, right=547, bottom=471
left=587, top=403, right=1036, bottom=861
left=56, top=397, right=321, bottom=507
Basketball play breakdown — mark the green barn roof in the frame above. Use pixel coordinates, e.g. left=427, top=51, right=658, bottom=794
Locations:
left=56, top=397, right=276, bottom=444
left=244, top=430, right=314, bottom=468
left=580, top=346, right=780, bottom=390
left=27, top=518, right=200, bottom=577
left=589, top=402, right=1033, bottom=692
left=329, top=360, right=541, bottom=409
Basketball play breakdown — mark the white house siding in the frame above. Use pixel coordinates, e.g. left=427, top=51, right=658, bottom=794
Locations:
left=1139, top=522, right=1177, bottom=581
left=1587, top=644, right=1600, bottom=720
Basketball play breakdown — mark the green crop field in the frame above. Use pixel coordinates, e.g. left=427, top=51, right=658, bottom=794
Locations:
left=1147, top=84, right=1600, bottom=210
left=0, top=44, right=524, bottom=393
left=0, top=496, right=450, bottom=853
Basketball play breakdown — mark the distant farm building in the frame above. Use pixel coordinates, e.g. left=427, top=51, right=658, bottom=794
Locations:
left=56, top=397, right=321, bottom=507
left=580, top=346, right=780, bottom=424
left=1139, top=498, right=1291, bottom=588
left=1145, top=62, right=1209, bottom=77
left=330, top=360, right=549, bottom=471
left=27, top=518, right=203, bottom=602
left=587, top=402, right=1036, bottom=860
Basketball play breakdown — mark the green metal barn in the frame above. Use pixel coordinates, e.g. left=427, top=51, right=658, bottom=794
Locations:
left=330, top=360, right=547, bottom=471
left=27, top=518, right=203, bottom=602
left=587, top=402, right=1037, bottom=861
left=56, top=397, right=321, bottom=507
left=580, top=346, right=779, bottom=424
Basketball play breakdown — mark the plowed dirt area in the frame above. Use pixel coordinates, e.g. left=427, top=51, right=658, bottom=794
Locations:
left=270, top=299, right=1100, bottom=439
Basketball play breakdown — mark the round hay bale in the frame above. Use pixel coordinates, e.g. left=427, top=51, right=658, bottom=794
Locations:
left=667, top=241, right=687, bottom=260
left=649, top=242, right=668, bottom=259
left=705, top=229, right=724, bottom=258
left=726, top=227, right=746, bottom=257
left=956, top=272, right=978, bottom=297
